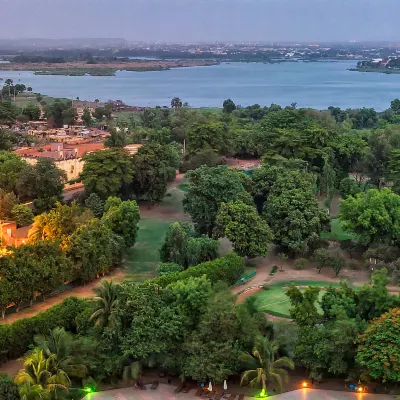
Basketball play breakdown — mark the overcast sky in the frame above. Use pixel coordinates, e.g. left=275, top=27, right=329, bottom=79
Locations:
left=1, top=0, right=399, bottom=43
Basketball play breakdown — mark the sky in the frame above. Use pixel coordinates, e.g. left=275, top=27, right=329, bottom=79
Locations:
left=0, top=0, right=399, bottom=43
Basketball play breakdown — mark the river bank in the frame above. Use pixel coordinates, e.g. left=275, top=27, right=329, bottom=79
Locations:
left=349, top=67, right=400, bottom=74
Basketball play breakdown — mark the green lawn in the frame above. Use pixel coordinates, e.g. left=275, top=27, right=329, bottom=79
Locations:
left=178, top=182, right=189, bottom=193
left=122, top=218, right=171, bottom=281
left=321, top=218, right=356, bottom=241
left=249, top=281, right=343, bottom=318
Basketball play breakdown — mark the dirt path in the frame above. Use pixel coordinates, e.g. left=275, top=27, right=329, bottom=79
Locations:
left=0, top=268, right=126, bottom=325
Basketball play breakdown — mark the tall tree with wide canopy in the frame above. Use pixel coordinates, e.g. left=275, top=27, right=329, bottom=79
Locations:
left=240, top=336, right=294, bottom=396
left=356, top=308, right=400, bottom=383
left=183, top=165, right=252, bottom=237
left=263, top=169, right=330, bottom=255
left=340, top=188, right=400, bottom=246
left=215, top=201, right=273, bottom=258
left=81, top=149, right=133, bottom=199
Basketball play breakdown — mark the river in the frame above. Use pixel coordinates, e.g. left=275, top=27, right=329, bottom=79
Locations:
left=1, top=60, right=400, bottom=110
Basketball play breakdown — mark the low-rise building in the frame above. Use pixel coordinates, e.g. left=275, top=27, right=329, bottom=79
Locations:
left=15, top=140, right=105, bottom=181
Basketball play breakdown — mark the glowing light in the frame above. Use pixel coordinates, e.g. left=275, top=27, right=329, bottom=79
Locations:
left=84, top=387, right=93, bottom=393
left=302, top=382, right=308, bottom=388
left=358, top=387, right=363, bottom=392
left=258, top=389, right=267, bottom=398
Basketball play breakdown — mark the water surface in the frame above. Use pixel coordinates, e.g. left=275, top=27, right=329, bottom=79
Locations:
left=1, top=61, right=399, bottom=110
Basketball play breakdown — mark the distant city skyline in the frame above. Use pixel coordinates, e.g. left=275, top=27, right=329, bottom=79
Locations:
left=1, top=0, right=399, bottom=43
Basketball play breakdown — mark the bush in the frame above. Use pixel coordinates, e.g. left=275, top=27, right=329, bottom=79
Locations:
left=156, top=262, right=183, bottom=277
left=347, top=259, right=361, bottom=270
left=263, top=284, right=270, bottom=291
left=0, top=374, right=20, bottom=400
left=294, top=258, right=307, bottom=270
left=0, top=297, right=88, bottom=359
left=148, top=253, right=244, bottom=288
left=270, top=265, right=278, bottom=275
left=186, top=237, right=219, bottom=266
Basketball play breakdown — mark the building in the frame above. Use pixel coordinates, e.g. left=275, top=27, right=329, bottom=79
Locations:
left=15, top=140, right=105, bottom=181
left=0, top=221, right=31, bottom=247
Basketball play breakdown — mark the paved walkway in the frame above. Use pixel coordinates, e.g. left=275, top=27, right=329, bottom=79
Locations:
left=83, top=385, right=393, bottom=400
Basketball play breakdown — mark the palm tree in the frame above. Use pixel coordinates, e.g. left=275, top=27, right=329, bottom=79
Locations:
left=240, top=337, right=294, bottom=396
left=28, top=214, right=50, bottom=243
left=34, top=327, right=87, bottom=379
left=15, top=348, right=71, bottom=399
left=90, top=280, right=120, bottom=328
left=18, top=381, right=51, bottom=400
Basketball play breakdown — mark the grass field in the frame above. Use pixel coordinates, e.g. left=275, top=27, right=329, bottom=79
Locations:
left=122, top=218, right=171, bottom=281
left=321, top=217, right=356, bottom=241
left=249, top=281, right=343, bottom=318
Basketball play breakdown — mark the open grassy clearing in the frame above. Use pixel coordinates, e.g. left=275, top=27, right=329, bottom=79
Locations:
left=249, top=280, right=343, bottom=318
left=122, top=218, right=171, bottom=281
left=321, top=217, right=356, bottom=241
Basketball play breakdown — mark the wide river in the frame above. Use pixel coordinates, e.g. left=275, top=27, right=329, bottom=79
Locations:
left=1, top=60, right=400, bottom=110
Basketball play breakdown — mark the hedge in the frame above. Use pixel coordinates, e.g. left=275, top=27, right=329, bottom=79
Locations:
left=0, top=297, right=88, bottom=359
left=0, top=254, right=244, bottom=360
left=147, top=253, right=245, bottom=287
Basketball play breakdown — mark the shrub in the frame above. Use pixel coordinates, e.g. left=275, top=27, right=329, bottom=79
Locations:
left=148, top=253, right=244, bottom=288
left=0, top=374, right=20, bottom=400
left=347, top=259, right=360, bottom=271
left=186, top=237, right=219, bottom=266
left=270, top=265, right=278, bottom=275
left=156, top=262, right=183, bottom=277
left=294, top=258, right=307, bottom=270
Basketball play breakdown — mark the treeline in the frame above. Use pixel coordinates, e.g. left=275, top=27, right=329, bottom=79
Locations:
left=0, top=197, right=140, bottom=318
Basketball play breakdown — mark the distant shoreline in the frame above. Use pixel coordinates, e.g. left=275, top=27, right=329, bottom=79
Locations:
left=0, top=60, right=219, bottom=76
left=349, top=67, right=400, bottom=75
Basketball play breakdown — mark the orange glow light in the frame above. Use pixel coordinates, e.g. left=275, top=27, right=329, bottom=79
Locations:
left=302, top=382, right=308, bottom=388
left=358, top=387, right=363, bottom=392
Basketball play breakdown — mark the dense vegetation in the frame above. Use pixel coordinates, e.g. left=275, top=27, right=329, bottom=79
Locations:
left=2, top=92, right=400, bottom=397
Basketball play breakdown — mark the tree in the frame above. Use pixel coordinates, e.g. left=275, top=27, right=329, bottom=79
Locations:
left=81, top=108, right=92, bottom=126
left=11, top=204, right=34, bottom=227
left=185, top=237, right=219, bottom=266
left=27, top=87, right=32, bottom=93
left=102, top=197, right=140, bottom=248
left=286, top=285, right=321, bottom=327
left=223, top=98, right=236, bottom=114
left=183, top=165, right=252, bottom=237
left=17, top=158, right=66, bottom=212
left=263, top=170, right=330, bottom=255
left=90, top=280, right=120, bottom=329
left=160, top=222, right=192, bottom=266
left=0, top=102, right=18, bottom=126
left=81, top=149, right=133, bottom=199
left=84, top=193, right=104, bottom=218
left=340, top=188, right=400, bottom=246
left=181, top=290, right=246, bottom=382
left=391, top=98, right=400, bottom=114
left=361, top=133, right=391, bottom=189
left=44, top=100, right=72, bottom=128
left=67, top=219, right=124, bottom=282
left=356, top=308, right=400, bottom=383
left=22, top=104, right=41, bottom=121
left=339, top=177, right=362, bottom=198
left=215, top=201, right=273, bottom=258
left=104, top=127, right=126, bottom=148
left=182, top=148, right=222, bottom=171
left=130, top=143, right=180, bottom=204
left=240, top=336, right=294, bottom=396
left=0, top=189, right=18, bottom=220
left=14, top=348, right=71, bottom=398
left=0, top=374, right=20, bottom=400
left=28, top=202, right=91, bottom=246
left=62, top=107, right=77, bottom=126
left=171, top=97, right=182, bottom=112
left=188, top=121, right=234, bottom=156
left=34, top=327, right=87, bottom=380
